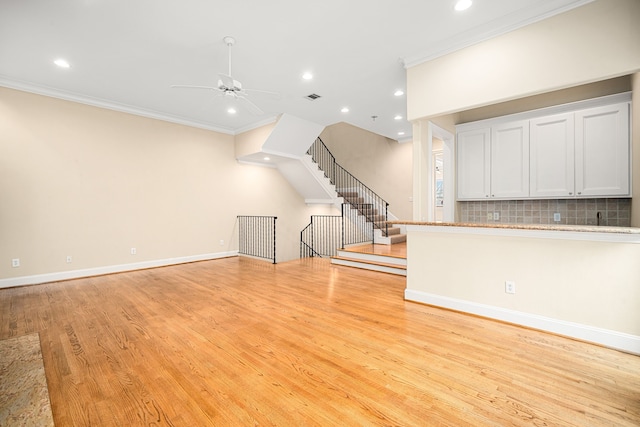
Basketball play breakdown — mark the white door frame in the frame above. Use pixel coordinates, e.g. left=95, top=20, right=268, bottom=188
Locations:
left=412, top=121, right=454, bottom=222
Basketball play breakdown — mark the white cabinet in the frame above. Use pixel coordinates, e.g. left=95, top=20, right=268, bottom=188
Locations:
left=456, top=96, right=631, bottom=201
left=530, top=112, right=575, bottom=198
left=575, top=103, right=630, bottom=197
left=457, top=128, right=490, bottom=199
left=491, top=120, right=529, bottom=199
left=457, top=122, right=528, bottom=200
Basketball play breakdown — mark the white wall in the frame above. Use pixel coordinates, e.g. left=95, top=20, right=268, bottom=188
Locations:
left=407, top=0, right=640, bottom=120
left=0, top=87, right=330, bottom=286
left=405, top=226, right=640, bottom=353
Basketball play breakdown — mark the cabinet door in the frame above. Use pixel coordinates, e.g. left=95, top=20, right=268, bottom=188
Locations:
left=575, top=103, right=630, bottom=197
left=491, top=120, right=529, bottom=199
left=457, top=128, right=490, bottom=200
left=530, top=112, right=575, bottom=198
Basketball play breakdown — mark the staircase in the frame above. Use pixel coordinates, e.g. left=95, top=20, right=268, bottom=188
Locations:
left=306, top=138, right=406, bottom=245
left=301, top=137, right=407, bottom=275
left=339, top=191, right=406, bottom=245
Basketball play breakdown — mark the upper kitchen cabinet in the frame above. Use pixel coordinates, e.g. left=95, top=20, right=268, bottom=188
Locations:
left=457, top=127, right=490, bottom=199
left=575, top=103, right=630, bottom=197
left=530, top=112, right=575, bottom=198
left=491, top=120, right=529, bottom=199
left=456, top=94, right=631, bottom=201
left=457, top=120, right=529, bottom=200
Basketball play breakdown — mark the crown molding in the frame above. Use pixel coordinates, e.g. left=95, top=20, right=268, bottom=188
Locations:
left=402, top=0, right=595, bottom=69
left=0, top=77, right=238, bottom=135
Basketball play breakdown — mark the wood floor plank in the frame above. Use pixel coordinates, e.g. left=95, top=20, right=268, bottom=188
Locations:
left=1, top=256, right=639, bottom=426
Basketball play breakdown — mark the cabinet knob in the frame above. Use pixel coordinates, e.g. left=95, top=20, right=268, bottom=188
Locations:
left=491, top=195, right=495, bottom=197
left=569, top=192, right=573, bottom=195
left=486, top=195, right=489, bottom=198
left=578, top=192, right=582, bottom=195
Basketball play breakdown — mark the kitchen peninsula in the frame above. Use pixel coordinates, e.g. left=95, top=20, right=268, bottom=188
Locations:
left=391, top=221, right=640, bottom=355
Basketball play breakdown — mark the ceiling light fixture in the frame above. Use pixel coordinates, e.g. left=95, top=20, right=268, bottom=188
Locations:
left=341, top=107, right=349, bottom=113
left=54, top=58, right=70, bottom=68
left=394, top=90, right=404, bottom=97
left=398, top=131, right=405, bottom=136
left=394, top=115, right=403, bottom=120
left=263, top=156, right=270, bottom=161
left=302, top=72, right=313, bottom=80
left=454, top=0, right=472, bottom=11
left=227, top=107, right=237, bottom=114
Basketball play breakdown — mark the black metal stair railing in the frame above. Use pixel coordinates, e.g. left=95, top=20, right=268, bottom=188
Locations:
left=300, top=204, right=374, bottom=258
left=237, top=215, right=277, bottom=264
left=307, top=137, right=389, bottom=237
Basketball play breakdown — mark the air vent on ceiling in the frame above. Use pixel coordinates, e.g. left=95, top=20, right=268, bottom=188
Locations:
left=304, top=93, right=321, bottom=101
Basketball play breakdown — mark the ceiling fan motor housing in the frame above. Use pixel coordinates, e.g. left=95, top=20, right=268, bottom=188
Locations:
left=217, top=78, right=243, bottom=92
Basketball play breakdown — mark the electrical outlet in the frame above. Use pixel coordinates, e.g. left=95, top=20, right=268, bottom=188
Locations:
left=219, top=240, right=224, bottom=246
left=553, top=213, right=561, bottom=222
left=66, top=256, right=72, bottom=263
left=130, top=248, right=137, bottom=255
left=493, top=212, right=500, bottom=221
left=11, top=258, right=20, bottom=268
left=505, top=281, right=516, bottom=294
left=487, top=213, right=493, bottom=221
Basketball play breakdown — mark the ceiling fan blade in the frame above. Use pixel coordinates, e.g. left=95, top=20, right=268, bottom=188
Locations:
left=236, top=95, right=264, bottom=116
left=171, top=84, right=221, bottom=91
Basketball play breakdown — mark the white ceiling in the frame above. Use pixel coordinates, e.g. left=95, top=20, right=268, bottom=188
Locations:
left=0, top=0, right=592, bottom=141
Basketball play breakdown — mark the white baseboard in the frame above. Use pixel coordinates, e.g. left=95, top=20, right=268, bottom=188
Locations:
left=0, top=251, right=239, bottom=289
left=404, top=289, right=640, bottom=356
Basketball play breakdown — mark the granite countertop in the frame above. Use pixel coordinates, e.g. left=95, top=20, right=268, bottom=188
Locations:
left=389, top=221, right=640, bottom=235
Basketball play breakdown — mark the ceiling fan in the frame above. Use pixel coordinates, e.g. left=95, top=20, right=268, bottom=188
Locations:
left=171, top=36, right=278, bottom=115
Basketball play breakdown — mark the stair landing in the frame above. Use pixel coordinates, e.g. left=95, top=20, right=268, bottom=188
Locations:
left=331, top=242, right=407, bottom=276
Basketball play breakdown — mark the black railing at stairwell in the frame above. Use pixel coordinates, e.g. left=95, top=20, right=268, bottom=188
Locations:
left=307, top=137, right=389, bottom=237
left=300, top=204, right=374, bottom=258
left=237, top=216, right=277, bottom=264
left=300, top=215, right=340, bottom=258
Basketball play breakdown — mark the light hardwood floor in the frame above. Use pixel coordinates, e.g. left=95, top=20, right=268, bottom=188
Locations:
left=1, top=256, right=639, bottom=426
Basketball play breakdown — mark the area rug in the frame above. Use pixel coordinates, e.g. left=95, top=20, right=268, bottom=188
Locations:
left=0, top=333, right=54, bottom=426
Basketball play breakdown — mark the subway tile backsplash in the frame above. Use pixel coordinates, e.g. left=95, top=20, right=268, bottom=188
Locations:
left=459, top=199, right=631, bottom=227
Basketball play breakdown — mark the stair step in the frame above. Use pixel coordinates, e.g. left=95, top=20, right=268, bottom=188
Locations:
left=385, top=227, right=401, bottom=236
left=343, top=198, right=365, bottom=205
left=335, top=249, right=406, bottom=266
left=388, top=234, right=406, bottom=244
left=331, top=256, right=406, bottom=276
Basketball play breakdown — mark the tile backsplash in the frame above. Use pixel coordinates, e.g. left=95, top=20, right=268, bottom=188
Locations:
left=459, top=198, right=631, bottom=227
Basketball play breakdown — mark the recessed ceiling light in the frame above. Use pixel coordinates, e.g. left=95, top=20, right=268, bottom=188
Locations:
left=394, top=115, right=403, bottom=120
left=394, top=90, right=404, bottom=97
left=54, top=58, right=70, bottom=68
left=227, top=107, right=237, bottom=114
left=302, top=72, right=313, bottom=80
left=341, top=107, right=349, bottom=113
left=454, top=0, right=472, bottom=11
left=398, top=131, right=405, bottom=136
left=263, top=156, right=270, bottom=161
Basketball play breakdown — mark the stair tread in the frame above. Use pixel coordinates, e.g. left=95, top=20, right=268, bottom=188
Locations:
left=332, top=255, right=407, bottom=270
